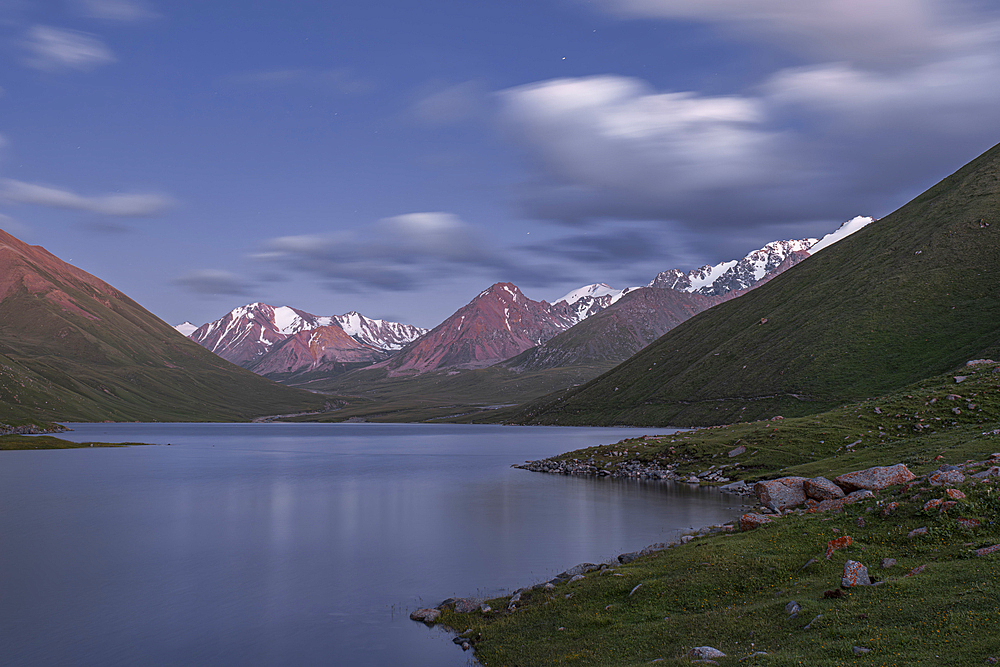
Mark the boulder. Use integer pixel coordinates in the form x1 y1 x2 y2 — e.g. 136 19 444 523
754 477 808 510
929 470 966 486
409 608 441 623
947 488 967 500
825 535 853 559
739 512 772 531
804 477 845 501
975 544 1000 557
834 464 915 492
728 444 746 457
688 646 726 660
841 560 871 587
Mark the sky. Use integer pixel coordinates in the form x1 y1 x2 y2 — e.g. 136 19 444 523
2 0 1000 329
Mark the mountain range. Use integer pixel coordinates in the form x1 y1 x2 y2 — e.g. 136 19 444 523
180 217 870 381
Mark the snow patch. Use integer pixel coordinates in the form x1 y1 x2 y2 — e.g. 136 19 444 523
808 216 873 255
173 321 198 336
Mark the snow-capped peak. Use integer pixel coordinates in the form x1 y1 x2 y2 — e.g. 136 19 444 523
808 215 874 255
556 283 620 306
173 321 198 336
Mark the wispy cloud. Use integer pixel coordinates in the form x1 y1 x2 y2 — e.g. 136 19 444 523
74 0 159 21
0 212 31 239
413 81 488 125
229 68 375 96
0 179 175 216
174 270 252 297
254 212 544 292
21 25 116 72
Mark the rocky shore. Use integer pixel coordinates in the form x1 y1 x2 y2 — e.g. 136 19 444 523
0 422 67 436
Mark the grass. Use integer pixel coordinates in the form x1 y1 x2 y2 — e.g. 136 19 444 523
430 364 1000 665
511 141 1000 427
0 435 147 449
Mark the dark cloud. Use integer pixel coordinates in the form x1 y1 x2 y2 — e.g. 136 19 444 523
174 270 252 297
253 212 540 292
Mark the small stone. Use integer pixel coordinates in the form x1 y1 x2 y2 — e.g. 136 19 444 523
946 488 967 500
785 600 801 615
956 517 981 529
939 500 958 512
687 646 726 660
629 584 643 596
954 376 968 383
842 560 872 587
975 544 1000 557
803 614 823 630
825 535 853 559
880 558 897 569
905 564 927 577
729 444 746 457
924 498 944 511
569 574 585 583
543 582 555 590
908 527 928 538
852 646 871 655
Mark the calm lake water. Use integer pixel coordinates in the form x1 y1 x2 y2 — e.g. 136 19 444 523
0 423 747 666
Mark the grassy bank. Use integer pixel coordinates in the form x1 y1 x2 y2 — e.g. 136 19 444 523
0 434 148 449
432 364 1000 665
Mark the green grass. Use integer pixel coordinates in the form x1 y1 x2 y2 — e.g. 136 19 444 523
511 142 1000 427
431 365 1000 665
0 434 147 449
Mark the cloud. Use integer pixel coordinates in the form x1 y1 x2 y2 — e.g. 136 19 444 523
520 224 667 266
74 0 159 21
0 212 31 239
497 11 1000 231
413 81 488 125
581 0 984 66
229 68 375 96
0 179 175 216
22 25 116 72
254 212 540 292
174 270 252 297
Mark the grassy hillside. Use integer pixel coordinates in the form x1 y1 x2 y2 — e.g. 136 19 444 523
512 142 1000 427
0 230 324 422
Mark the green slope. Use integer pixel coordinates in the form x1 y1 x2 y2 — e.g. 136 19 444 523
513 141 1000 427
0 230 324 422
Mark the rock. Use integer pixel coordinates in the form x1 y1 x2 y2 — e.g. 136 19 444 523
975 544 1000 557
804 476 845 501
785 601 801 615
923 498 945 511
846 489 875 503
629 584 643 596
834 464 916 492
560 563 599 578
852 646 871 655
880 558 896 568
687 646 726 660
939 500 958 512
739 512 772 531
452 597 483 613
568 574 585 583
543 583 556 590
754 477 808 510
802 614 823 630
905 564 927 577
728 444 746 457
686 476 700 484
880 501 900 517
842 560 871 587
973 466 1000 479
929 470 966 486
409 608 441 623
480 603 492 613
855 516 866 528
825 535 853 559
956 517 981 529
908 527 928 538
954 376 968 383
719 480 750 494
945 488 967 500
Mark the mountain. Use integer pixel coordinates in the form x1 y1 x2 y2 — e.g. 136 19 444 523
246 325 390 376
503 287 722 371
553 283 642 324
378 282 579 374
0 229 323 422
173 321 198 336
512 143 1000 427
188 303 426 370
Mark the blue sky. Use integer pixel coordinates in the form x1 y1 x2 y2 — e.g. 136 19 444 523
2 0 1000 328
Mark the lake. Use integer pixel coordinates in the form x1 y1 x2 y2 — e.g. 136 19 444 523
0 423 748 666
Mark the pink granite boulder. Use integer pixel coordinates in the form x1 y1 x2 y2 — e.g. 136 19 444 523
754 477 808 510
929 470 965 486
804 477 845 501
834 464 915 492
739 513 773 531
